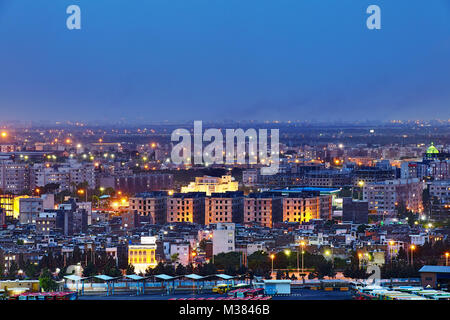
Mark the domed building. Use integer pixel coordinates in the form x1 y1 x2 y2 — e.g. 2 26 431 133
426 142 439 156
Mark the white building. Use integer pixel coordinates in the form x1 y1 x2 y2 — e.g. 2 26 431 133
170 242 191 266
0 160 30 194
14 196 43 224
212 223 235 256
363 178 423 216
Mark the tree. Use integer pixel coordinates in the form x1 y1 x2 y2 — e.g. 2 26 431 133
24 261 40 279
170 253 179 264
82 262 96 277
248 251 271 276
39 268 58 292
175 264 186 276
126 264 135 275
7 262 19 279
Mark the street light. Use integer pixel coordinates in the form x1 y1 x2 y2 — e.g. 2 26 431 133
445 252 449 266
389 241 395 264
270 254 275 278
410 245 416 266
300 241 306 276
77 189 87 202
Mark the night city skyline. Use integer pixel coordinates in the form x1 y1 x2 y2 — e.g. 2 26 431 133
0 0 449 307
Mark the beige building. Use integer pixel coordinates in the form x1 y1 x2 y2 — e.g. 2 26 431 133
167 192 205 224
244 193 282 228
282 195 332 223
363 178 423 217
129 191 167 225
181 175 238 196
205 192 243 225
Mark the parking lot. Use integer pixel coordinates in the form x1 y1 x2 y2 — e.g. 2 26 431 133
78 288 353 300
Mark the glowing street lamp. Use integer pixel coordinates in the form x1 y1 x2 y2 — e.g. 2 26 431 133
299 241 306 275
270 254 275 277
445 252 449 266
410 245 416 266
77 189 87 202
1 131 7 138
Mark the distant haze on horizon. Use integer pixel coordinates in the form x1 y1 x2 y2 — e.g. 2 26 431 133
0 0 450 122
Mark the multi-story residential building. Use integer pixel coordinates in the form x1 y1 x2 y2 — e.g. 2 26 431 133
114 173 173 194
242 170 258 187
352 167 396 187
0 194 14 220
181 175 238 196
363 178 423 217
342 198 368 224
31 161 95 192
244 192 282 228
282 192 332 223
205 191 243 225
166 192 206 224
305 170 352 187
0 160 30 194
429 180 450 204
212 223 235 256
400 161 428 180
129 191 167 225
169 242 191 266
36 211 57 235
14 196 43 224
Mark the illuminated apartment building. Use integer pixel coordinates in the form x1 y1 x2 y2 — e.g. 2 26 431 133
205 191 243 225
166 192 206 224
282 193 332 223
181 175 238 196
129 191 167 225
0 160 30 194
244 192 282 228
0 194 14 220
363 178 423 217
128 236 158 274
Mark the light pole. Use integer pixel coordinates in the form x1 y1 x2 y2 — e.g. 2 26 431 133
270 254 275 278
78 189 87 202
410 245 415 266
300 241 306 276
445 252 449 266
389 241 395 264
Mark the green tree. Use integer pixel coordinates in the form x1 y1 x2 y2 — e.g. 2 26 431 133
126 264 135 275
39 268 58 292
7 261 19 279
82 262 97 277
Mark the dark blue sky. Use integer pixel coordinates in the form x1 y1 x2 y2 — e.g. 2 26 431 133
0 0 449 123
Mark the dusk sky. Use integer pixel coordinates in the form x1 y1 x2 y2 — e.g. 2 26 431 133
0 0 449 123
